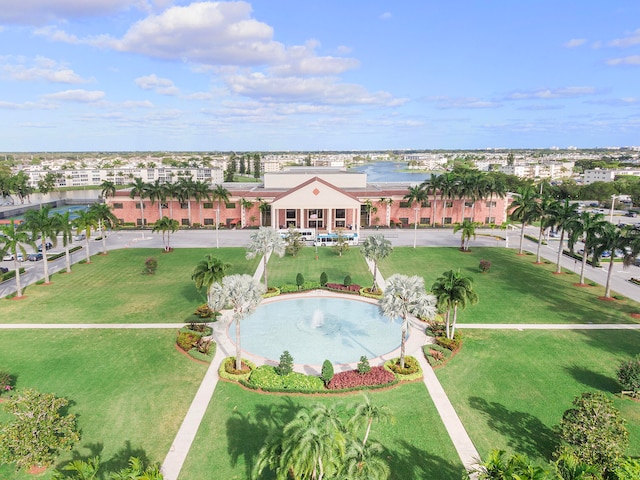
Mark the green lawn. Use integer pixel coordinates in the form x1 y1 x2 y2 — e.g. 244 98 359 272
380 247 640 324
436 329 640 464
267 245 373 288
178 381 464 480
1 248 259 324
0 329 208 480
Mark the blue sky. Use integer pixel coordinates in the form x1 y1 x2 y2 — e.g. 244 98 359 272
1 1 639 152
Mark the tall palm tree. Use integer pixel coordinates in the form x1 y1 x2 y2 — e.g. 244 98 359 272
568 212 608 285
208 274 265 370
245 226 286 289
549 200 580 274
151 216 179 251
483 173 507 225
256 197 270 226
342 439 390 480
593 224 637 298
361 234 393 292
431 269 478 339
73 210 97 263
403 184 428 229
193 180 212 226
109 456 163 480
379 274 437 368
347 395 393 446
436 173 456 226
211 183 230 246
467 449 546 480
128 177 149 227
535 194 558 263
510 184 541 255
420 176 438 226
100 180 116 202
363 199 378 227
52 211 74 274
553 451 601 480
240 198 254 228
163 181 180 220
23 205 56 284
54 456 101 479
191 254 230 305
88 203 118 255
0 221 33 297
146 179 166 220
176 177 196 226
453 219 479 251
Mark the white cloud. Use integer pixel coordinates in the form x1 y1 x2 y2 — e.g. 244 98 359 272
224 73 406 106
380 12 392 20
121 100 154 108
606 55 640 66
270 41 359 76
608 28 640 47
43 89 105 102
1 56 89 83
0 0 138 25
563 38 587 48
134 74 180 95
507 86 598 100
425 96 501 109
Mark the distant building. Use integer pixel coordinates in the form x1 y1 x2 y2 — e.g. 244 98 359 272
583 168 640 184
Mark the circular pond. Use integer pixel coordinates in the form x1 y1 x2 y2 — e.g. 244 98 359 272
229 296 401 365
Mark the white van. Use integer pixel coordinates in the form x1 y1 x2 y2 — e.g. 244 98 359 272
74 233 86 241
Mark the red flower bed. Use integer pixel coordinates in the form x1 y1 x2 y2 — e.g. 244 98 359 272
327 366 395 390
326 283 362 292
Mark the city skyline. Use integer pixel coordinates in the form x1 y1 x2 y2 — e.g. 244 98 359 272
1 1 639 152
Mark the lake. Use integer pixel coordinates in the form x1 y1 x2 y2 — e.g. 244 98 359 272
349 161 432 183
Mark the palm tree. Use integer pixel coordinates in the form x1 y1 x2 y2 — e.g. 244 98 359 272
88 203 118 255
361 234 393 292
342 440 390 480
100 180 116 202
193 180 211 226
245 226 286 289
433 173 456 225
146 179 167 220
109 456 163 480
211 184 230 247
593 224 636 298
163 181 180 220
256 197 270 226
453 219 479 251
0 221 33 297
73 210 98 263
431 269 478 339
152 216 179 251
176 177 196 226
550 200 580 274
484 172 507 225
510 184 541 255
347 395 393 446
240 198 254 228
553 451 601 480
420 177 437 226
535 194 558 263
52 211 74 274
53 456 101 480
379 274 437 368
191 254 230 305
128 177 149 227
568 212 608 285
23 205 57 283
363 199 377 227
208 274 265 370
467 449 546 480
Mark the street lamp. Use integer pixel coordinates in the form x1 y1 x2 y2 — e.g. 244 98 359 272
609 194 617 223
413 207 419 249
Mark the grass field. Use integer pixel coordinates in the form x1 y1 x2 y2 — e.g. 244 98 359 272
0 248 259 324
380 246 640 324
437 328 640 465
178 381 464 480
0 329 207 480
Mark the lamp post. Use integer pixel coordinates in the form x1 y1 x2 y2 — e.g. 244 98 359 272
609 194 617 223
215 208 219 248
413 207 419 248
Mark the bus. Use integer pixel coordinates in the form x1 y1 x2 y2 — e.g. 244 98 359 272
313 232 359 247
277 227 316 243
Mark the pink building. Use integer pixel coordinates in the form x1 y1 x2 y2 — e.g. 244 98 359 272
107 167 508 234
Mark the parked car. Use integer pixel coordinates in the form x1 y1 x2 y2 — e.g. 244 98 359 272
2 253 23 261
625 211 637 217
27 253 43 262
0 266 8 274
74 233 86 241
37 242 53 252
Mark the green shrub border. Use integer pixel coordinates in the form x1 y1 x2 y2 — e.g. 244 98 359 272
187 343 216 363
262 287 280 298
423 344 452 367
383 356 423 382
238 376 399 395
218 357 255 382
1 268 25 283
47 246 82 262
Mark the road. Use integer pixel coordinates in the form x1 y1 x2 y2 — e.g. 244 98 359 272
3 226 640 303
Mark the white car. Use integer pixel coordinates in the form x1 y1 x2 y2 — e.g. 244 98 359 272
74 233 86 241
3 253 23 261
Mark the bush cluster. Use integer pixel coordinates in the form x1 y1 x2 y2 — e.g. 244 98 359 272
423 344 452 367
218 357 254 381
246 365 325 392
357 355 371 374
194 304 215 318
176 331 200 351
385 356 420 375
0 371 14 395
325 282 361 293
479 259 491 272
359 287 383 299
327 366 395 390
435 334 462 351
275 351 294 376
321 360 334 384
617 355 640 394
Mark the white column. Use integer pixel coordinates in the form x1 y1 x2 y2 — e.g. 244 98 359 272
354 207 360 238
327 208 333 233
299 208 304 228
271 207 277 228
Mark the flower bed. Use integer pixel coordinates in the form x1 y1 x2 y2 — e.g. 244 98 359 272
218 357 255 382
327 366 395 390
325 283 361 293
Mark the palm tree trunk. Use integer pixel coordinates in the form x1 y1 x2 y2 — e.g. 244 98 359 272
442 200 447 226
139 199 145 227
363 418 373 446
445 309 451 339
187 200 192 226
400 319 407 368
65 245 71 273
555 229 565 273
371 261 378 291
451 304 459 338
85 236 91 263
518 223 526 254
579 247 588 284
43 245 50 283
488 194 494 225
235 320 242 371
536 225 544 263
14 259 22 297
100 221 107 254
604 256 615 298
263 254 268 289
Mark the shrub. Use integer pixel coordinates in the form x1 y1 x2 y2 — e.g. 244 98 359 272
218 357 254 381
296 273 304 290
278 283 299 293
176 331 200 351
343 275 352 287
196 337 214 355
262 287 281 298
320 271 328 287
186 320 212 335
188 343 215 363
422 344 452 367
359 287 383 299
479 259 491 272
327 366 395 390
425 320 446 337
0 371 14 395
142 257 158 275
357 356 371 374
385 356 420 375
435 334 462 351
247 365 324 392
275 351 294 376
321 360 334 384
194 304 214 318
617 355 640 394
